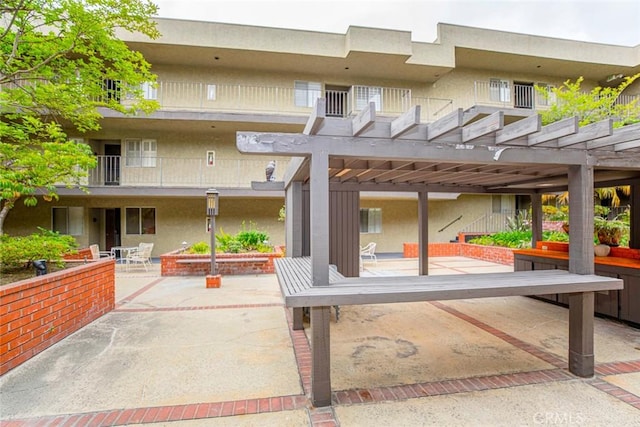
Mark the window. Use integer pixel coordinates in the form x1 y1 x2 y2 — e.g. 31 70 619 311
126 207 156 235
141 82 157 100
354 86 382 111
294 81 322 107
489 79 510 103
207 84 217 100
492 195 503 214
125 138 157 167
52 207 84 236
536 83 556 106
360 208 382 233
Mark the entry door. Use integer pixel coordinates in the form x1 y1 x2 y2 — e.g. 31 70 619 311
104 144 121 185
105 208 121 250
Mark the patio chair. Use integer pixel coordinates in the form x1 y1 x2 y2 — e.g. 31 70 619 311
360 242 377 264
89 244 113 260
125 242 154 271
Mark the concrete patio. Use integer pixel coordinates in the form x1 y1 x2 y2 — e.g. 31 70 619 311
1 257 639 426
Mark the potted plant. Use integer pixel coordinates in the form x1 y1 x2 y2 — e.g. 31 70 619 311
593 216 626 247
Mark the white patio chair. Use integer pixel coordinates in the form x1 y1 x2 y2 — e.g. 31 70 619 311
125 242 154 271
89 244 113 260
359 242 377 269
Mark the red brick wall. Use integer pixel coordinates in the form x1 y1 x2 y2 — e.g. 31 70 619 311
161 247 284 276
402 242 514 266
63 247 93 260
459 243 514 265
0 259 115 375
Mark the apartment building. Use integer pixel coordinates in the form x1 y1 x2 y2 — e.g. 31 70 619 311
7 19 640 255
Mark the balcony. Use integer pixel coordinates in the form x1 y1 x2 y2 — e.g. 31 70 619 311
473 80 640 114
132 81 454 122
88 156 290 188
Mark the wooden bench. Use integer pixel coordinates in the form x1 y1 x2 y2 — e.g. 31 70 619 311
274 257 624 407
275 257 344 326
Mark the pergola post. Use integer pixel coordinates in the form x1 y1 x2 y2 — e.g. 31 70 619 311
530 193 543 248
286 181 306 330
309 148 332 406
418 191 429 275
567 164 595 377
568 165 594 275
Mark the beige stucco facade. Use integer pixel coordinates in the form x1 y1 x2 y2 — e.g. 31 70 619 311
6 19 639 256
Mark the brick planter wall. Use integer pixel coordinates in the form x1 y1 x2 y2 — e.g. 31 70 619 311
161 247 284 276
402 242 515 266
0 258 115 375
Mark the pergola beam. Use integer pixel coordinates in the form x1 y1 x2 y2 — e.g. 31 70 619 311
303 98 326 135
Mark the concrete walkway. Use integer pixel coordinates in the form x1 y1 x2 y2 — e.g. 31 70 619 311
1 258 639 426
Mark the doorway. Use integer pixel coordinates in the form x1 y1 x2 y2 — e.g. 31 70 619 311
104 143 121 185
105 208 121 250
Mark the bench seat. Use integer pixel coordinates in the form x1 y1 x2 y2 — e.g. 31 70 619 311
276 257 623 307
275 256 624 407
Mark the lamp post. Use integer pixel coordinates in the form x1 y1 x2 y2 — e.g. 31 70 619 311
206 189 219 276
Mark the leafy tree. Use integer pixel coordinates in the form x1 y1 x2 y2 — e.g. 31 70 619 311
536 74 640 127
536 74 640 207
0 0 160 234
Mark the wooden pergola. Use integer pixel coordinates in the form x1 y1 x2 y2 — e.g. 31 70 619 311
237 100 639 406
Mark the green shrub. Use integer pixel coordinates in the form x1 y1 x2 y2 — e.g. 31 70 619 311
215 223 272 253
187 241 210 254
0 228 78 270
469 229 569 248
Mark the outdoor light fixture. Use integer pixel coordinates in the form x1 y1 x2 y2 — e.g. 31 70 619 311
206 188 219 217
206 189 219 275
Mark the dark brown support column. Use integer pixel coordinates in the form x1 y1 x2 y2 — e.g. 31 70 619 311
310 306 332 407
531 193 543 247
568 292 595 377
418 191 429 276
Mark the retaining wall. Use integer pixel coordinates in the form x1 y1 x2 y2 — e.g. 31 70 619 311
0 258 115 375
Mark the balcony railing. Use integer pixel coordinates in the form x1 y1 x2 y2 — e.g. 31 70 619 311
88 156 290 188
132 81 452 123
473 80 640 114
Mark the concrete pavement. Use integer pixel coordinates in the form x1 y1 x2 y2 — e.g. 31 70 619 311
1 257 639 426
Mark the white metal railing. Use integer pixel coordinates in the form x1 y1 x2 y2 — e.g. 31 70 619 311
474 80 640 113
131 81 452 122
88 156 290 188
460 210 525 233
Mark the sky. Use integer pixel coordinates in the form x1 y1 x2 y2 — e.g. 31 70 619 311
153 0 640 47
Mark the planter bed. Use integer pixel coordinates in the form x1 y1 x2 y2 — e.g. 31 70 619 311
161 247 284 276
0 258 115 375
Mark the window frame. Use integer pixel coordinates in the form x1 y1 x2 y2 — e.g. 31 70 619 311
536 82 556 106
125 207 156 235
489 78 510 103
52 206 84 236
360 207 382 234
294 80 322 108
125 138 157 167
354 85 383 111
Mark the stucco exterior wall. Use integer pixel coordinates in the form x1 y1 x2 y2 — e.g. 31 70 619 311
6 197 286 256
359 194 512 252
